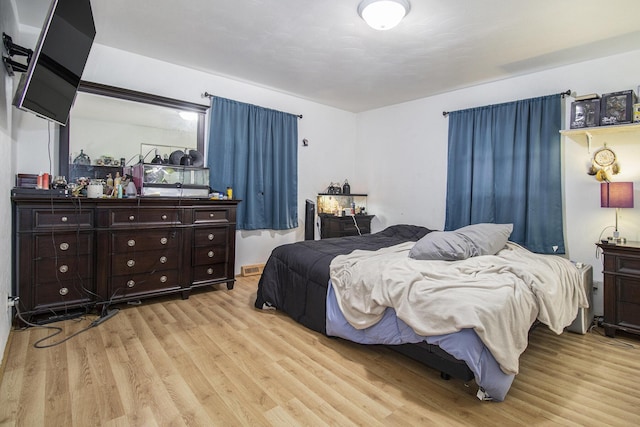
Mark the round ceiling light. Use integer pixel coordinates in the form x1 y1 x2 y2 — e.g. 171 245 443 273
358 0 411 31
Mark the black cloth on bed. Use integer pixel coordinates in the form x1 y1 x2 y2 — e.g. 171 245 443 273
255 224 431 334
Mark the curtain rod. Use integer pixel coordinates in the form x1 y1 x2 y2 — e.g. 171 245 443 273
202 92 303 119
442 89 572 117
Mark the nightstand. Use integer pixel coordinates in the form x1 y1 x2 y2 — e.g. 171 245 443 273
596 241 640 338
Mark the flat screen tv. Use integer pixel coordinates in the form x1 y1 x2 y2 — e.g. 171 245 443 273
13 0 96 126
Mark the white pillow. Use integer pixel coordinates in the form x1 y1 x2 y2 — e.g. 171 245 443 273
408 223 513 261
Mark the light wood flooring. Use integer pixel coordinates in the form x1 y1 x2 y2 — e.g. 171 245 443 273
1 275 639 426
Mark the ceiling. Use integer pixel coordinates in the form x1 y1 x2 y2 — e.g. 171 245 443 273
14 0 640 112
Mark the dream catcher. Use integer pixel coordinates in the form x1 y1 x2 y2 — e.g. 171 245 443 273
587 145 620 182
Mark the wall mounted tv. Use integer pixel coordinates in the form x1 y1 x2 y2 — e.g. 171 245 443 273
12 0 96 126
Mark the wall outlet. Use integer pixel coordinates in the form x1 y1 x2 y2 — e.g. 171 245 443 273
593 280 602 292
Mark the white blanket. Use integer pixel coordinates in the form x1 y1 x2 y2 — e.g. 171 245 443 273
329 242 588 375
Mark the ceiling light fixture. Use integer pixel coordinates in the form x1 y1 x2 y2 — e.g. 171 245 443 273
358 0 411 31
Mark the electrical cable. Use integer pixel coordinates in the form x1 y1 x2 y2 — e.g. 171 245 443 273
595 225 615 259
351 214 362 236
14 302 111 349
589 325 638 350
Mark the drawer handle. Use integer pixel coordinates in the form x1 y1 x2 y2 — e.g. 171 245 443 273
209 213 215 218
59 242 69 251
160 275 168 283
59 287 69 296
127 280 135 288
127 260 135 267
128 239 136 247
129 215 135 221
208 251 215 258
161 214 167 220
160 237 168 245
160 256 167 264
207 268 214 275
208 233 215 240
59 265 68 273
61 216 68 222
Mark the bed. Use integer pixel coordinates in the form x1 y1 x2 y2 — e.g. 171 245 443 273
254 224 588 401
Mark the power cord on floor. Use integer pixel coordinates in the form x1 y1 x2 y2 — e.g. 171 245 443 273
14 302 120 349
588 319 637 350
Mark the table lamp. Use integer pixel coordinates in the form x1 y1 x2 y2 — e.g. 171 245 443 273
601 182 634 243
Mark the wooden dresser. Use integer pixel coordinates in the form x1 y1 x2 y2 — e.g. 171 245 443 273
597 241 640 338
12 195 238 324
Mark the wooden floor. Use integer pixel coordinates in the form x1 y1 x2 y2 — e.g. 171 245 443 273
1 275 639 426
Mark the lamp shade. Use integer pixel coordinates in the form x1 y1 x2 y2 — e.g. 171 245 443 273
358 0 411 30
601 182 634 208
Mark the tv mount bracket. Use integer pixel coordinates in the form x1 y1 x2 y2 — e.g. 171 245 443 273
2 33 32 76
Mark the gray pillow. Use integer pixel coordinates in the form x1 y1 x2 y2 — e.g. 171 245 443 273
408 223 513 261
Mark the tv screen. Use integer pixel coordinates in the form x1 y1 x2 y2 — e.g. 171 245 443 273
13 0 96 126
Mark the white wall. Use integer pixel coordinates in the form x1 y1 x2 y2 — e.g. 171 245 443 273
0 0 18 367
358 49 640 316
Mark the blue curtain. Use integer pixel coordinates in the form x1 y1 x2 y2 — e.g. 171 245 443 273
207 97 298 230
445 94 564 254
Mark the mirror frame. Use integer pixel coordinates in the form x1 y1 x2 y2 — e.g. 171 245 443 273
59 80 209 179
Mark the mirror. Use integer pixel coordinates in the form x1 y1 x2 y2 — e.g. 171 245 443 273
59 81 208 182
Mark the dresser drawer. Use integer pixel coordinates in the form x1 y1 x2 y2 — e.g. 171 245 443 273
192 263 228 282
110 270 181 298
31 209 93 230
35 255 92 284
340 220 371 234
107 208 182 227
617 256 640 276
35 232 92 256
34 279 94 309
320 215 373 239
192 245 228 265
111 249 179 275
618 277 640 303
111 230 181 252
193 208 232 224
193 227 228 247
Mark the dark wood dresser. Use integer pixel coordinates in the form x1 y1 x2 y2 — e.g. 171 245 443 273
12 195 238 324
597 241 640 338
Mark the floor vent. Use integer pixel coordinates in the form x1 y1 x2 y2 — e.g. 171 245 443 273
241 264 265 277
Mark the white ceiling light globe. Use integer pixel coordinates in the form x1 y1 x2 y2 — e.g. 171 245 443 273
358 0 411 31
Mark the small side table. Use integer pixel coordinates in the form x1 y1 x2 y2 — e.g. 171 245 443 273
596 241 640 338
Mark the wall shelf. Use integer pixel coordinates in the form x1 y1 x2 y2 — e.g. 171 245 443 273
560 122 640 150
